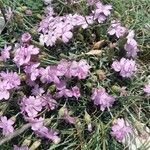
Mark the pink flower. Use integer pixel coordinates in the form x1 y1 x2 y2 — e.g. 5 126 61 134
0 116 14 136
111 118 131 141
59 107 76 124
40 66 60 84
24 63 40 81
57 59 71 77
72 86 80 99
21 32 32 43
28 117 44 131
0 80 10 100
91 88 115 111
31 84 45 96
124 30 139 57
56 87 73 98
13 145 29 150
56 23 73 43
0 71 21 89
27 117 60 144
35 127 60 144
94 2 112 23
20 96 43 118
40 93 57 110
69 59 90 79
143 83 150 95
108 20 127 38
112 58 137 77
14 45 39 66
0 45 11 61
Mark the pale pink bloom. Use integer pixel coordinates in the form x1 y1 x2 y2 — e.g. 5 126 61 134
35 127 60 144
20 96 43 118
0 45 11 61
40 32 57 46
14 45 39 66
124 30 139 57
143 83 150 95
24 63 40 81
56 88 73 98
91 88 115 111
40 66 60 84
28 117 45 131
94 2 112 23
0 116 14 136
31 84 45 96
0 80 10 100
69 59 90 79
72 86 80 99
111 118 131 141
57 59 71 77
21 32 32 43
39 93 57 110
112 58 137 77
108 20 127 38
26 78 36 87
0 71 21 89
60 107 76 124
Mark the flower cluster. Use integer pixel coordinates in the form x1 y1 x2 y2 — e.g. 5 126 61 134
0 0 148 149
108 20 127 38
55 81 80 99
39 0 112 46
0 116 14 136
27 117 60 144
108 20 139 58
111 118 131 141
14 45 39 66
38 59 90 85
91 87 115 111
0 71 21 100
112 58 137 77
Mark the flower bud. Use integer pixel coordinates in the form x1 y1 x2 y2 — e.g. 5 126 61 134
0 111 3 116
48 84 56 93
44 117 54 126
22 135 32 146
30 140 41 150
96 70 106 80
84 111 91 124
10 115 16 122
58 106 65 117
111 85 121 93
20 73 27 81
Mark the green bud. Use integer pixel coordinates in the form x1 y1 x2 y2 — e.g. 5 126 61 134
58 106 65 117
10 115 16 122
48 84 56 93
22 135 32 146
111 85 121 93
30 140 41 150
84 111 91 124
